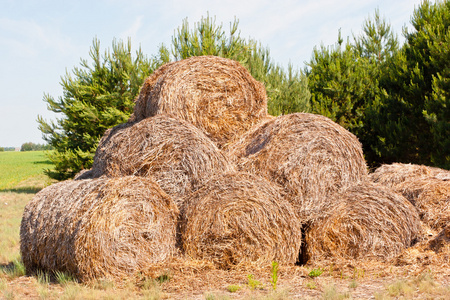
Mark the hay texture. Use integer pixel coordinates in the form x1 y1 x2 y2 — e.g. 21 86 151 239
369 163 443 187
130 56 268 148
227 113 368 220
20 176 178 281
304 181 422 262
395 177 449 231
427 224 450 253
370 163 449 231
180 172 302 269
90 114 234 205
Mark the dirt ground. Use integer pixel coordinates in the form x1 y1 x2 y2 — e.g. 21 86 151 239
2 246 449 299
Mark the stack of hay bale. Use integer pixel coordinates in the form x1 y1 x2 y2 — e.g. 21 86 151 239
20 55 447 282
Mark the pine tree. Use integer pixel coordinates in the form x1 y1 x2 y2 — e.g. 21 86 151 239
372 0 450 168
38 38 157 179
307 31 381 138
307 10 401 167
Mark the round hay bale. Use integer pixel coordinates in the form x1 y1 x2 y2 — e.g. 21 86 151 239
180 172 302 269
369 163 435 187
395 177 449 231
227 113 368 221
130 61 176 122
20 176 178 282
304 181 422 262
129 55 268 148
90 114 234 206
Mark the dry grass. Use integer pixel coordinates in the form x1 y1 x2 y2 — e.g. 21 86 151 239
20 176 178 282
393 224 449 278
395 177 449 231
129 56 268 148
369 163 449 187
179 172 302 269
427 224 450 253
228 113 368 222
370 163 450 231
89 114 234 206
304 181 422 262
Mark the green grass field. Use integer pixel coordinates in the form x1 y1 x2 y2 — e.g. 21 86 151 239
0 151 53 192
0 151 54 263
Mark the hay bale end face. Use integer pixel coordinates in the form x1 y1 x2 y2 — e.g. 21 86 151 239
90 114 234 206
228 113 368 221
130 56 268 148
304 181 422 262
180 172 302 269
20 176 178 281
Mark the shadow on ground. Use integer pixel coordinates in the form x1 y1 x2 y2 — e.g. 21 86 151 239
0 187 42 194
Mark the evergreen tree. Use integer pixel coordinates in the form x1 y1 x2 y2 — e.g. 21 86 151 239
38 38 155 179
411 0 450 168
372 0 450 168
307 10 400 167
307 31 381 138
354 8 399 62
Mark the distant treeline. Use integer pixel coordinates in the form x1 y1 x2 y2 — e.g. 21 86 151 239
0 147 16 152
20 142 53 152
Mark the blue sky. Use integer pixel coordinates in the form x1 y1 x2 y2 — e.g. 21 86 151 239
0 0 423 147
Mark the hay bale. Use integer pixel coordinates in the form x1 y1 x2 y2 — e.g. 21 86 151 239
20 176 178 281
369 163 436 187
180 172 302 268
90 114 234 206
370 163 449 230
395 177 449 231
227 113 368 220
131 61 176 122
129 56 268 148
304 181 422 262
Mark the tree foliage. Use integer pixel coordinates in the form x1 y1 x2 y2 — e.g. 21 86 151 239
308 2 450 169
370 0 450 168
307 11 399 165
38 39 155 179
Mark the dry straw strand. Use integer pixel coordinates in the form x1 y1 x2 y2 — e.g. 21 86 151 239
129 55 268 148
90 114 234 206
228 112 368 221
180 172 302 269
20 176 178 282
304 181 422 262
